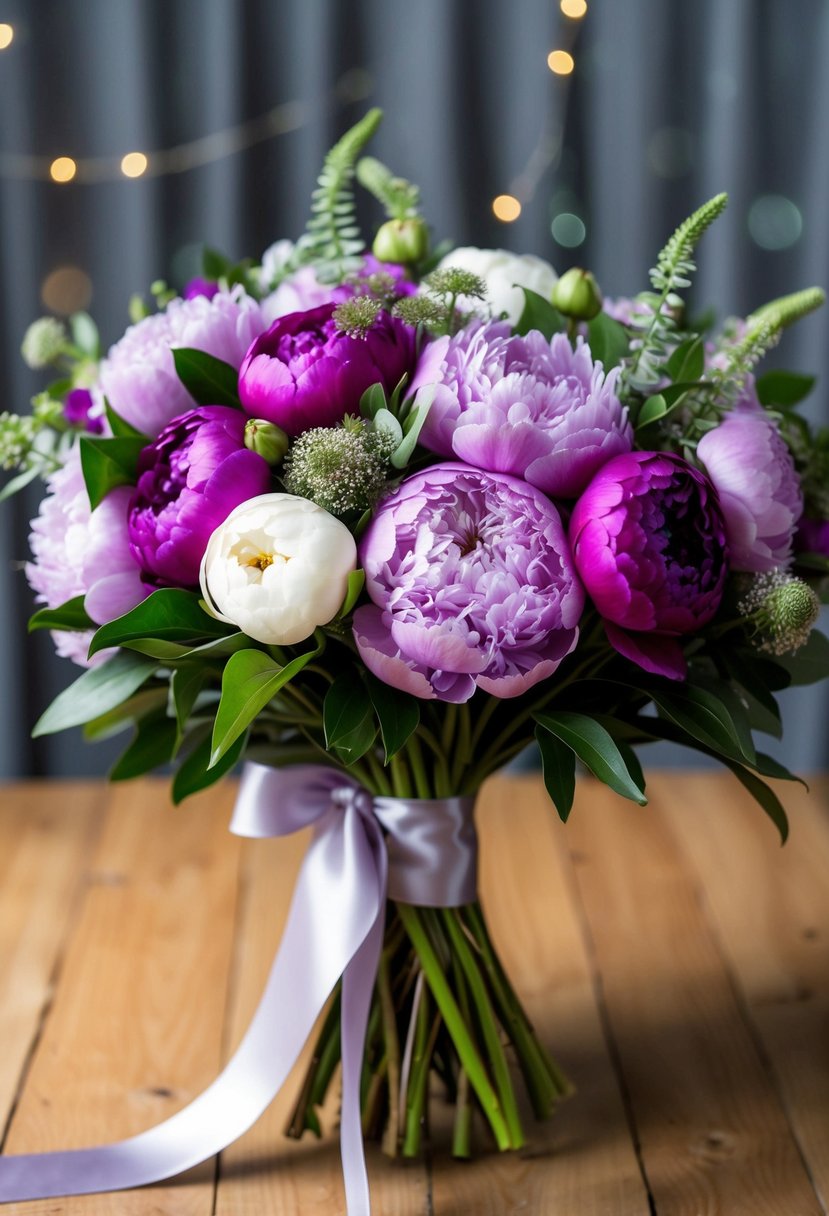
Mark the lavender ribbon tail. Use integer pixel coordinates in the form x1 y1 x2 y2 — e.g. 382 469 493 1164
0 764 387 1210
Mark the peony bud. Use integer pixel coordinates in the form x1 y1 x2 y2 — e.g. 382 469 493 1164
551 268 603 321
372 218 429 265
21 317 67 369
244 418 289 465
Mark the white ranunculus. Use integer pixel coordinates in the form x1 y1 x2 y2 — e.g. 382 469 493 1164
435 246 557 326
199 493 357 645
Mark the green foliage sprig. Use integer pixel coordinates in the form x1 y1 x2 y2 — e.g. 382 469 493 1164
356 156 421 221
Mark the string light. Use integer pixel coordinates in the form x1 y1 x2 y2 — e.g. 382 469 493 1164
492 194 522 223
547 50 575 75
560 0 587 17
0 23 13 49
49 157 77 184
120 151 148 178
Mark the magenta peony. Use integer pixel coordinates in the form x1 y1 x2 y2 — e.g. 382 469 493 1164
98 288 265 437
569 451 728 681
697 408 803 572
354 462 584 702
26 446 145 666
128 406 272 590
238 303 416 435
412 326 632 499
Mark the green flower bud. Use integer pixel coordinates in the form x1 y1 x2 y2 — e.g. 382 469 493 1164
20 317 66 369
551 267 603 321
244 418 289 466
738 571 820 656
372 218 429 266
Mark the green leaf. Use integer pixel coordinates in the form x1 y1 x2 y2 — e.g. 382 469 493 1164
772 630 829 685
109 713 178 782
365 673 420 762
170 664 208 739
79 435 146 510
359 382 389 420
172 728 248 804
0 465 41 503
371 407 403 447
89 588 234 656
534 725 576 821
32 651 158 737
335 569 366 619
202 247 232 280
390 387 434 469
104 399 149 439
586 311 629 370
665 334 704 383
754 752 807 788
171 348 242 408
514 289 565 339
725 762 789 844
210 646 319 767
70 311 100 358
29 595 93 633
534 711 647 805
120 637 194 660
646 681 756 765
83 687 169 740
637 394 668 428
323 671 377 765
756 370 816 408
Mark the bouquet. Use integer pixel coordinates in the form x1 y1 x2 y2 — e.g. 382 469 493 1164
1 107 828 1211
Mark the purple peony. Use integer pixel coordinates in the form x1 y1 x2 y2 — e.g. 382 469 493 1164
63 387 104 434
569 451 728 681
128 405 272 589
238 303 417 435
183 277 220 301
412 325 632 499
697 408 802 572
796 516 829 557
27 445 146 666
98 288 265 437
354 462 584 702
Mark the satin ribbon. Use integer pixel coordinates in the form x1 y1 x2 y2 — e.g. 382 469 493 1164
0 763 477 1214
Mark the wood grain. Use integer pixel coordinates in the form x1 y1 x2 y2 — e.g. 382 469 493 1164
565 775 823 1216
661 773 829 1212
1 780 242 1216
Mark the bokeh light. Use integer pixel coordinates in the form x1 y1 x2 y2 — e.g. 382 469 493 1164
0 23 14 49
547 50 575 75
561 0 587 17
41 265 93 314
120 152 148 178
747 194 803 250
49 157 77 184
493 194 522 222
551 212 586 247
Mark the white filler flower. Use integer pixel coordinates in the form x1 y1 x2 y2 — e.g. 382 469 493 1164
435 247 557 325
200 493 357 645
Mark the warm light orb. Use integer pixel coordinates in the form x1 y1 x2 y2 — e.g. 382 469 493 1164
49 157 77 183
492 194 522 223
547 49 575 75
561 0 587 17
0 23 14 49
121 151 148 178
41 265 93 314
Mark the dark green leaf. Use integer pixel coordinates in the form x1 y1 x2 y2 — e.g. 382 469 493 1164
366 673 419 762
29 595 93 633
534 725 576 821
754 752 808 788
637 394 667 428
756 370 816 408
104 399 149 439
647 681 756 765
514 289 565 339
534 711 647 804
359 382 388 420
82 687 169 740
665 334 704 383
794 552 829 574
725 762 789 844
32 651 158 737
80 435 146 510
773 630 829 685
323 671 377 764
109 713 178 782
170 665 208 738
202 247 232 279
120 638 193 660
89 588 234 657
172 728 248 804
586 311 629 370
172 348 242 407
210 646 319 767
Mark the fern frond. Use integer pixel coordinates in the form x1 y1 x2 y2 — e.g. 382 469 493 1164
294 108 384 284
356 156 421 220
748 286 825 333
650 193 728 294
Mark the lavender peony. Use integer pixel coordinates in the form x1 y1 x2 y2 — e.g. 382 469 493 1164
27 446 145 666
238 303 417 436
128 405 272 590
413 325 632 498
98 288 265 437
697 408 803 572
354 463 584 702
569 451 728 681
261 253 415 326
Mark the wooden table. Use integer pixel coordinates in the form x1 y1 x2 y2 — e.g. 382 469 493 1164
0 772 826 1215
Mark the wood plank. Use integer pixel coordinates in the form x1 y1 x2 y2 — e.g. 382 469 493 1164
214 829 430 1214
661 773 829 1212
566 775 823 1216
429 776 652 1215
0 782 106 1130
0 779 243 1216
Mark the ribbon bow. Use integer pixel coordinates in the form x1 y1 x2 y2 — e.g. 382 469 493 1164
0 764 477 1215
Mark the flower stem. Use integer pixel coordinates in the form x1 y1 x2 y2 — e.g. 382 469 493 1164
453 1068 473 1158
377 949 401 1156
396 902 512 1151
405 733 432 799
402 984 435 1157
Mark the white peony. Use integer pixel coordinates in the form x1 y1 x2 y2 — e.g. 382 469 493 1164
199 493 357 645
435 246 557 326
